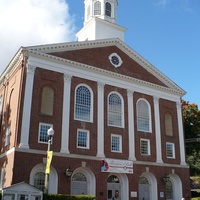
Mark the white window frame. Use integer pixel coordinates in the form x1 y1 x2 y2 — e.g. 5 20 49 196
74 84 93 123
38 123 53 144
111 134 122 153
0 168 5 190
166 142 175 158
108 92 124 128
137 98 152 132
140 139 150 156
77 129 90 149
94 1 101 15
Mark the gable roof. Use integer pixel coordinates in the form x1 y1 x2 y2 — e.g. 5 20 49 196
2 182 43 193
1 38 186 97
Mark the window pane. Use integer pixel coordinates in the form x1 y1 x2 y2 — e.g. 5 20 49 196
111 136 120 152
105 2 111 17
94 1 101 15
34 172 45 191
108 93 122 127
166 180 173 199
137 100 150 131
140 140 149 155
77 130 88 148
75 86 91 121
39 124 52 143
166 143 174 158
72 173 87 181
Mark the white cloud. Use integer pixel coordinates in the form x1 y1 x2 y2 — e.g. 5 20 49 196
155 0 171 7
0 0 76 74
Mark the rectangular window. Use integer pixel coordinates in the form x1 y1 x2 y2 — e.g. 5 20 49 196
111 134 122 153
38 123 53 143
0 168 5 189
166 143 175 158
77 129 89 149
140 139 150 155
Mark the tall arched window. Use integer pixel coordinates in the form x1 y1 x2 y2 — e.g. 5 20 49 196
75 85 92 122
137 99 151 132
34 172 45 191
94 1 101 15
105 2 111 17
165 113 173 136
166 179 173 200
41 86 54 115
108 93 123 127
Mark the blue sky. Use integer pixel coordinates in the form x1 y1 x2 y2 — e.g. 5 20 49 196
0 0 199 105
69 0 200 105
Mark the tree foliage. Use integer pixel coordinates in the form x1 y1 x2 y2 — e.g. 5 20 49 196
182 101 200 175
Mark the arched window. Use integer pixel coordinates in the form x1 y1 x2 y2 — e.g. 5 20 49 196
166 179 173 200
107 175 120 183
34 172 45 191
105 2 111 17
108 93 123 127
94 1 101 15
165 113 173 136
75 85 92 122
41 86 54 115
137 99 151 132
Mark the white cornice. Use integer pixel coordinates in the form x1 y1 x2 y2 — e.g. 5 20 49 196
25 38 185 95
26 49 184 97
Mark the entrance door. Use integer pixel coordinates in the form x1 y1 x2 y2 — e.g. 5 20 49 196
139 177 150 200
71 172 87 195
107 175 121 200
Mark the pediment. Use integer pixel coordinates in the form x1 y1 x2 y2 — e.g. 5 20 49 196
26 38 185 95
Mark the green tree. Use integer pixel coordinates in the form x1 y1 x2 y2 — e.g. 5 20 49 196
182 101 200 175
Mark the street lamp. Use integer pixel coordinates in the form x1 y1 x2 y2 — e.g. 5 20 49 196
44 127 54 194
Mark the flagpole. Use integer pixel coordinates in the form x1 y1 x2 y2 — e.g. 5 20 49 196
44 128 54 194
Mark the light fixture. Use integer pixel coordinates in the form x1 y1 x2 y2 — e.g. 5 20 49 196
47 127 54 138
65 166 73 177
162 173 170 183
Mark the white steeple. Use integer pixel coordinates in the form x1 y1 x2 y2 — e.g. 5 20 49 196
76 0 126 41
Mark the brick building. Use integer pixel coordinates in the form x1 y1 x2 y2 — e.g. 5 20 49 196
0 0 190 199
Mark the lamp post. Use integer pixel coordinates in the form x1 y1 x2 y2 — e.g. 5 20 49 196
44 127 54 194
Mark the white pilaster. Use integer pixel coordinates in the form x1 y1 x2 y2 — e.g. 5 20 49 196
60 74 72 154
96 82 105 158
19 64 36 148
127 90 136 161
176 102 186 165
153 96 163 163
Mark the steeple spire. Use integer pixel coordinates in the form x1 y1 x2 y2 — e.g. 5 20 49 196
76 0 126 41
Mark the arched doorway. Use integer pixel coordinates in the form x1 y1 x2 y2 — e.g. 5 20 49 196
139 176 150 200
166 179 173 200
107 175 121 200
71 172 87 195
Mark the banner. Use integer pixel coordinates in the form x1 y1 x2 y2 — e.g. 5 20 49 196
45 151 53 174
101 159 133 174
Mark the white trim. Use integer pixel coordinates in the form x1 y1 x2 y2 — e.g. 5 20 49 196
153 96 163 163
97 82 105 157
60 74 71 154
127 90 136 161
19 64 35 149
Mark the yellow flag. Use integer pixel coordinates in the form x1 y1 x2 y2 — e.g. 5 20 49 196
45 151 53 174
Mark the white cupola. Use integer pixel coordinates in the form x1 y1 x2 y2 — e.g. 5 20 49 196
76 0 126 41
